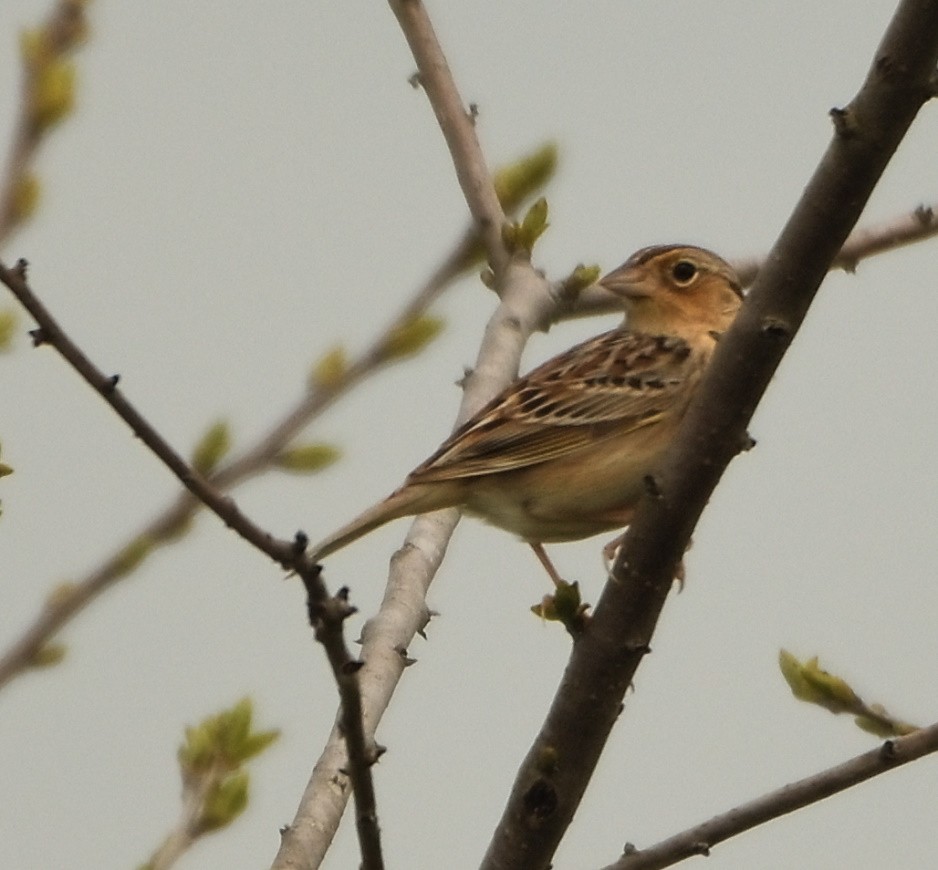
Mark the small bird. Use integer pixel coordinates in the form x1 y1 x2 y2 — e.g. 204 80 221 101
310 245 743 583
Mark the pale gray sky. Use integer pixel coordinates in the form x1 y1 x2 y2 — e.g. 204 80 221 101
2 2 938 868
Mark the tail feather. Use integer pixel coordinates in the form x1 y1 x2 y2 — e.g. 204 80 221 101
309 483 459 562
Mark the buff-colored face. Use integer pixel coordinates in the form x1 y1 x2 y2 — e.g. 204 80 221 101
599 244 743 339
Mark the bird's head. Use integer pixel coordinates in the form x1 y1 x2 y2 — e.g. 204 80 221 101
599 245 743 340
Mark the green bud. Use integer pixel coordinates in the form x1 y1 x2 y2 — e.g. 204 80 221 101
30 59 75 130
274 443 341 474
309 345 348 391
191 421 230 475
503 198 549 256
112 536 152 578
531 579 589 634
178 722 215 774
779 650 827 706
562 264 602 300
382 315 444 360
11 174 40 227
493 142 558 214
217 697 253 756
197 771 249 833
178 698 278 781
799 656 860 713
237 728 280 763
0 309 17 351
30 642 66 668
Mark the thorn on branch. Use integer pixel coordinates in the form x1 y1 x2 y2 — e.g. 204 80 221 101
395 645 416 667
468 102 479 124
880 739 898 762
29 327 48 346
624 641 652 656
829 105 860 137
407 71 422 89
739 431 757 453
292 530 309 554
692 840 712 857
14 258 29 278
760 316 793 340
914 204 934 226
104 373 120 393
416 605 436 639
456 365 475 388
340 738 384 775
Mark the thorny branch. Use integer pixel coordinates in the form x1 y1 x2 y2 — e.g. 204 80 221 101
604 720 938 870
481 2 938 867
0 257 385 870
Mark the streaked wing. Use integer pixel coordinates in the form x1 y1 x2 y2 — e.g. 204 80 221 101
407 329 697 483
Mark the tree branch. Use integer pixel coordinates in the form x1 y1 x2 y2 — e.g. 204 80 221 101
0 0 89 244
271 5 559 867
0 208 480 692
481 3 938 868
571 201 938 319
603 721 938 870
0 258 384 870
388 0 509 275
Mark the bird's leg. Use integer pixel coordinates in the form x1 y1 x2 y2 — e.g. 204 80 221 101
602 532 626 566
529 542 566 588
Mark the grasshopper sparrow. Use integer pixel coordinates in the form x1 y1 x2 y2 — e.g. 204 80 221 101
310 245 742 582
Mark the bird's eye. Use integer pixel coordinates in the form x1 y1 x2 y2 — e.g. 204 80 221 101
671 260 698 285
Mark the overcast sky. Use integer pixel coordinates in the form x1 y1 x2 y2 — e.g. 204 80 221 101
2 3 938 869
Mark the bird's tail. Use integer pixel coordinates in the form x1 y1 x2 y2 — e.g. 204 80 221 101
309 484 455 562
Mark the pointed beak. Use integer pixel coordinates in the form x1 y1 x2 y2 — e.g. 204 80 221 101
598 263 649 300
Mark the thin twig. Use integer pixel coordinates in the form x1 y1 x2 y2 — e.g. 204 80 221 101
388 0 509 275
603 721 938 870
571 202 938 318
301 580 385 870
0 259 299 567
0 0 88 244
272 5 553 867
481 2 938 867
0 222 474 691
0 258 383 870
145 772 212 870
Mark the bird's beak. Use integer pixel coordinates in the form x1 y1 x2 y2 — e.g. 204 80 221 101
598 264 649 300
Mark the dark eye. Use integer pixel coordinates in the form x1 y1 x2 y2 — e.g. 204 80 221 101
671 260 698 284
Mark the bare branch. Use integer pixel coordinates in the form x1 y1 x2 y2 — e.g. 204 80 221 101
272 6 559 866
572 202 938 319
299 580 385 870
603 721 938 870
734 200 938 285
481 3 938 867
388 0 509 275
0 259 383 870
0 260 299 568
0 213 473 691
